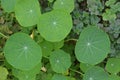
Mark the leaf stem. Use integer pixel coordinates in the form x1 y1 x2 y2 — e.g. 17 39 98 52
65 39 78 42
0 32 9 39
69 68 84 76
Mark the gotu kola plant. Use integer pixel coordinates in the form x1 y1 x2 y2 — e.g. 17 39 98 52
1 0 113 80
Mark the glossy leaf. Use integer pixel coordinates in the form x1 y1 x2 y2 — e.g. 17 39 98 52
53 0 74 13
15 0 41 27
38 10 72 42
4 32 42 70
0 67 8 80
83 66 109 80
50 50 71 73
105 58 120 74
1 0 17 12
75 26 110 65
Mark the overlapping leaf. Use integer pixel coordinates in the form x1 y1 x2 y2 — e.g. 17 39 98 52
4 32 42 70
75 27 110 65
15 0 41 27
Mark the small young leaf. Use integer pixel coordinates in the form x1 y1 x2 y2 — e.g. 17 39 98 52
87 0 104 15
83 66 109 80
39 41 53 57
15 0 41 27
0 67 8 80
50 50 71 73
102 9 116 21
105 58 120 74
53 0 74 13
75 26 110 65
52 74 67 80
80 63 93 73
38 10 72 42
4 32 42 70
105 0 116 6
52 40 64 50
1 0 17 12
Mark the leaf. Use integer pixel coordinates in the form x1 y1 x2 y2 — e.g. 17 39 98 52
4 32 42 70
105 58 120 74
53 0 74 13
105 0 116 6
38 10 72 42
80 63 93 73
75 26 110 65
108 74 120 80
102 9 116 21
50 50 71 73
0 67 8 80
39 41 53 57
1 0 17 12
83 66 109 80
15 0 41 27
87 0 104 15
48 0 54 2
12 63 41 80
52 40 64 50
51 74 67 80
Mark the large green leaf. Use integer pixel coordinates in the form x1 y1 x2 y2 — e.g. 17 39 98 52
12 63 41 80
53 0 74 13
37 10 72 42
75 26 110 65
52 74 67 80
4 32 42 70
15 0 41 27
50 50 71 73
1 0 17 12
105 58 120 74
83 66 109 80
0 67 8 80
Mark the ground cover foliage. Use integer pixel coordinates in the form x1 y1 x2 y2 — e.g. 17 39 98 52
0 0 120 80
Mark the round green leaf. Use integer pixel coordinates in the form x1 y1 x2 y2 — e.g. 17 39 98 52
37 10 72 42
83 66 109 80
52 74 67 80
4 32 42 70
0 67 8 80
105 58 120 74
1 0 17 12
15 0 41 27
50 50 71 73
75 26 110 65
53 0 74 13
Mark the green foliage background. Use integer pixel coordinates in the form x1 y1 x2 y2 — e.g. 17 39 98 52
0 0 120 80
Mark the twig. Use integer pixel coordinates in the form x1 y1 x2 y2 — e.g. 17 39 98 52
0 32 9 39
69 68 84 76
65 39 78 42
